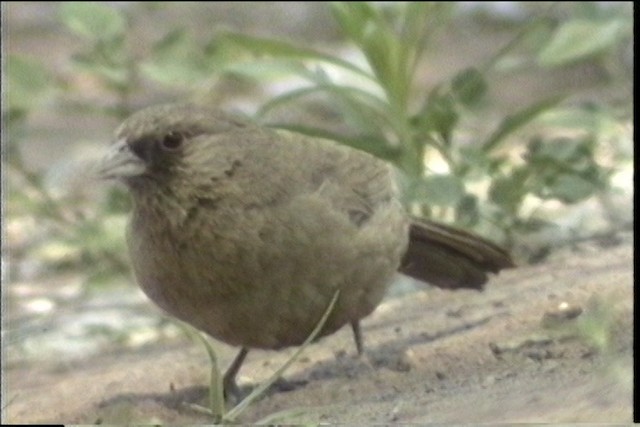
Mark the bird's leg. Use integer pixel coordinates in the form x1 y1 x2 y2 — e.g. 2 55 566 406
223 347 249 401
351 321 364 355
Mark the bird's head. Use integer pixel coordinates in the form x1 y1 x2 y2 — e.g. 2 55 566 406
98 103 249 186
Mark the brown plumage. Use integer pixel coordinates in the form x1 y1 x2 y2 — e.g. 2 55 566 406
99 103 514 396
401 219 513 289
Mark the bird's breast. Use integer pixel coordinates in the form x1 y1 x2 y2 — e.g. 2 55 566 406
126 191 409 349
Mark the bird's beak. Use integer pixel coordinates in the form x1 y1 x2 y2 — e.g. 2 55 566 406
98 138 146 179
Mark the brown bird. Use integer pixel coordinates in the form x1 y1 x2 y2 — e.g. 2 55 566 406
99 102 514 397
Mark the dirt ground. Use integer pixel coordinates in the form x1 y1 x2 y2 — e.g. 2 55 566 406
3 239 633 424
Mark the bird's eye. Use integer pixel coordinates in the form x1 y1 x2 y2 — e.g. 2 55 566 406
160 131 184 151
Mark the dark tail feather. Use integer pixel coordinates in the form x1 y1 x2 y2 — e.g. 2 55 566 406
399 219 514 290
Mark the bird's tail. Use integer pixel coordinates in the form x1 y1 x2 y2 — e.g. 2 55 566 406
399 218 514 290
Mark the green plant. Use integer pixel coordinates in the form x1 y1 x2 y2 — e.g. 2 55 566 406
211 2 630 245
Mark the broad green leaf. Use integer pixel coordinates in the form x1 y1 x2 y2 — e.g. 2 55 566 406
538 19 629 67
541 173 598 203
527 137 591 164
60 2 125 41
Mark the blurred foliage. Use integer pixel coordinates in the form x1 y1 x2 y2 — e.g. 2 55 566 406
4 2 632 285
60 3 131 98
210 2 631 244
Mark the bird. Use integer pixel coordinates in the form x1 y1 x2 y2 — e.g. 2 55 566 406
99 102 514 398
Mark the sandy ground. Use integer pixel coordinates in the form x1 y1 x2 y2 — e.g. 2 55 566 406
3 239 633 424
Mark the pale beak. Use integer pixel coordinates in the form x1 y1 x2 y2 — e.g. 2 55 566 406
98 138 146 179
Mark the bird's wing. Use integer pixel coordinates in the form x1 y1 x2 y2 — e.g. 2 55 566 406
276 130 398 227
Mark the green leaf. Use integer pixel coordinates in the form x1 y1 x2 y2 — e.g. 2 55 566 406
272 125 400 162
451 67 487 107
489 169 528 212
541 173 599 203
72 48 130 88
5 55 53 112
535 106 618 136
455 194 480 226
457 145 505 178
223 60 313 82
102 187 131 214
60 2 125 41
257 84 388 123
140 29 216 87
482 96 565 152
527 137 590 164
421 174 466 207
330 2 381 44
415 86 459 146
515 217 557 233
538 18 629 67
75 215 128 254
400 2 432 42
523 137 608 204
220 32 374 81
361 19 399 87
